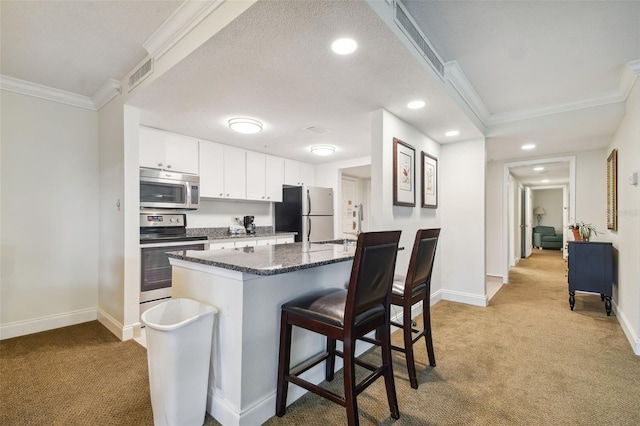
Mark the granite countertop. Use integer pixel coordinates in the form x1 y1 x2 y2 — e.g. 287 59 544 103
186 226 297 241
167 242 355 276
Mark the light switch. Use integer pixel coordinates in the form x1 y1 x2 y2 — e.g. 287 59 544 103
630 172 638 186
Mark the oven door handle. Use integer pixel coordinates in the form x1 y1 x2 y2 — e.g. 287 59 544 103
140 240 209 249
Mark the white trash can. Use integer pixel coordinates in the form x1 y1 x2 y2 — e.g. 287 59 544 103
141 298 218 426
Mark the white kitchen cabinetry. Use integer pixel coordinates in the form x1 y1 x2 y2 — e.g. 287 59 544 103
139 127 199 174
199 141 246 200
257 239 277 246
235 240 257 248
247 153 285 202
209 241 235 250
284 159 315 186
276 237 294 244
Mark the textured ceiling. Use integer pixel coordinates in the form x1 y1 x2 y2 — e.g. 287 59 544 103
0 0 182 97
1 0 638 171
129 0 482 164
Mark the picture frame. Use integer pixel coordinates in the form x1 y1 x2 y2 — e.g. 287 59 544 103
393 138 415 207
607 148 617 230
421 151 438 208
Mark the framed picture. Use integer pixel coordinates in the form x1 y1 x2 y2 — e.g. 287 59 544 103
421 152 438 208
607 148 617 230
393 138 415 207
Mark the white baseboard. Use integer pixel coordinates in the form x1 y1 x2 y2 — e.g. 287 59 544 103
96 308 140 341
441 289 487 307
612 301 640 356
0 308 97 340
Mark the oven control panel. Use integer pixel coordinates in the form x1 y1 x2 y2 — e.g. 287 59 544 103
140 213 186 227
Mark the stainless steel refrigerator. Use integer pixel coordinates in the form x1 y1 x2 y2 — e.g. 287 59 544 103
275 186 334 243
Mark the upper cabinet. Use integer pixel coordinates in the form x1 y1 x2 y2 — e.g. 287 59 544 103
139 127 199 174
246 152 284 202
199 141 246 200
284 159 315 186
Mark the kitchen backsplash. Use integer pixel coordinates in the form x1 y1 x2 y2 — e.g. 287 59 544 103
186 198 273 228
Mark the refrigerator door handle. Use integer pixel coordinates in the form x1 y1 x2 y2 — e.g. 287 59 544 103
307 216 311 240
306 190 311 216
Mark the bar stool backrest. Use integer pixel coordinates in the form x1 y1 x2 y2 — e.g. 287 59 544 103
345 231 401 326
405 229 440 295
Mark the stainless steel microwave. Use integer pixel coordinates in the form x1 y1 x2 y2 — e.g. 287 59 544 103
140 168 200 210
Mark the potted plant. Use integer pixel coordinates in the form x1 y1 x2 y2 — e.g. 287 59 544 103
569 222 598 241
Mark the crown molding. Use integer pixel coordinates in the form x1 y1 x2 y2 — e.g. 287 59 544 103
444 60 491 125
92 78 122 110
618 59 640 99
143 0 226 60
0 75 95 110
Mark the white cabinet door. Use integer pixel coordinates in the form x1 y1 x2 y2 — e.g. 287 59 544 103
164 133 199 174
246 151 266 201
257 239 277 246
139 127 167 170
265 155 284 202
235 239 257 248
284 159 315 186
199 141 224 198
223 146 247 199
300 162 315 186
139 127 198 174
284 159 301 186
276 237 294 244
209 241 235 250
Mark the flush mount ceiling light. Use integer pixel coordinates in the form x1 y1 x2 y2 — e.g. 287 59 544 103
310 145 335 156
331 38 357 55
407 100 425 109
534 166 545 171
521 144 536 150
542 179 550 183
228 118 263 134
445 130 460 137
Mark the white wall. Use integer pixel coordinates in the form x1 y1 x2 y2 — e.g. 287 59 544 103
533 188 563 230
485 160 503 276
440 138 487 305
606 78 640 355
0 90 99 338
575 148 608 237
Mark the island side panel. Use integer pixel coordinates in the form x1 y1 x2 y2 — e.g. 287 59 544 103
240 261 353 419
170 260 245 425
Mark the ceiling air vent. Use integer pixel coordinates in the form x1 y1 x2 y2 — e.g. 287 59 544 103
128 58 153 92
394 1 444 78
303 125 330 134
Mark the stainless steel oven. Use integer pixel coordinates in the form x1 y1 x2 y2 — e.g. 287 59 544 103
140 213 207 314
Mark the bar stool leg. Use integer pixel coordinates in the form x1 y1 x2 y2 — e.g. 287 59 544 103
403 303 419 389
326 337 336 381
423 300 436 367
276 313 292 417
380 321 400 419
343 337 359 426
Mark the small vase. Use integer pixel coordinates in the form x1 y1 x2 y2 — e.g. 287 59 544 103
571 229 581 241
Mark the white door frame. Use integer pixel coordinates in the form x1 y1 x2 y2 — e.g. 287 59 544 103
502 156 575 283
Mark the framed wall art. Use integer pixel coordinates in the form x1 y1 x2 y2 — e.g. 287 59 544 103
393 137 415 207
421 151 438 208
607 148 617 230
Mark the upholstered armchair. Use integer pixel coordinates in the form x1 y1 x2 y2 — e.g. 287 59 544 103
533 226 563 250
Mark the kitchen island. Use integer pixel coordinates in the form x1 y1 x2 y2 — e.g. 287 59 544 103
167 242 370 426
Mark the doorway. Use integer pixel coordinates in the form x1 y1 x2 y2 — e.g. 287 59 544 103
339 165 371 239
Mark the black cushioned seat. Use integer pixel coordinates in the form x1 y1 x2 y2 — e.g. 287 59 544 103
276 231 402 426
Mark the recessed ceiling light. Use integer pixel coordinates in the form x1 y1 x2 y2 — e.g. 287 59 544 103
521 144 536 150
310 145 335 156
445 130 460 137
407 100 425 109
331 38 357 55
228 118 263 134
534 166 544 171
541 179 550 183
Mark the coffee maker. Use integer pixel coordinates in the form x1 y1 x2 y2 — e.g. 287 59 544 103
243 215 256 234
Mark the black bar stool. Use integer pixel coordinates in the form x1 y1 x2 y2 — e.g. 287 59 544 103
275 230 402 426
388 228 440 389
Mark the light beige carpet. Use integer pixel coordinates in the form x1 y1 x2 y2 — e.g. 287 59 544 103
2 250 638 425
